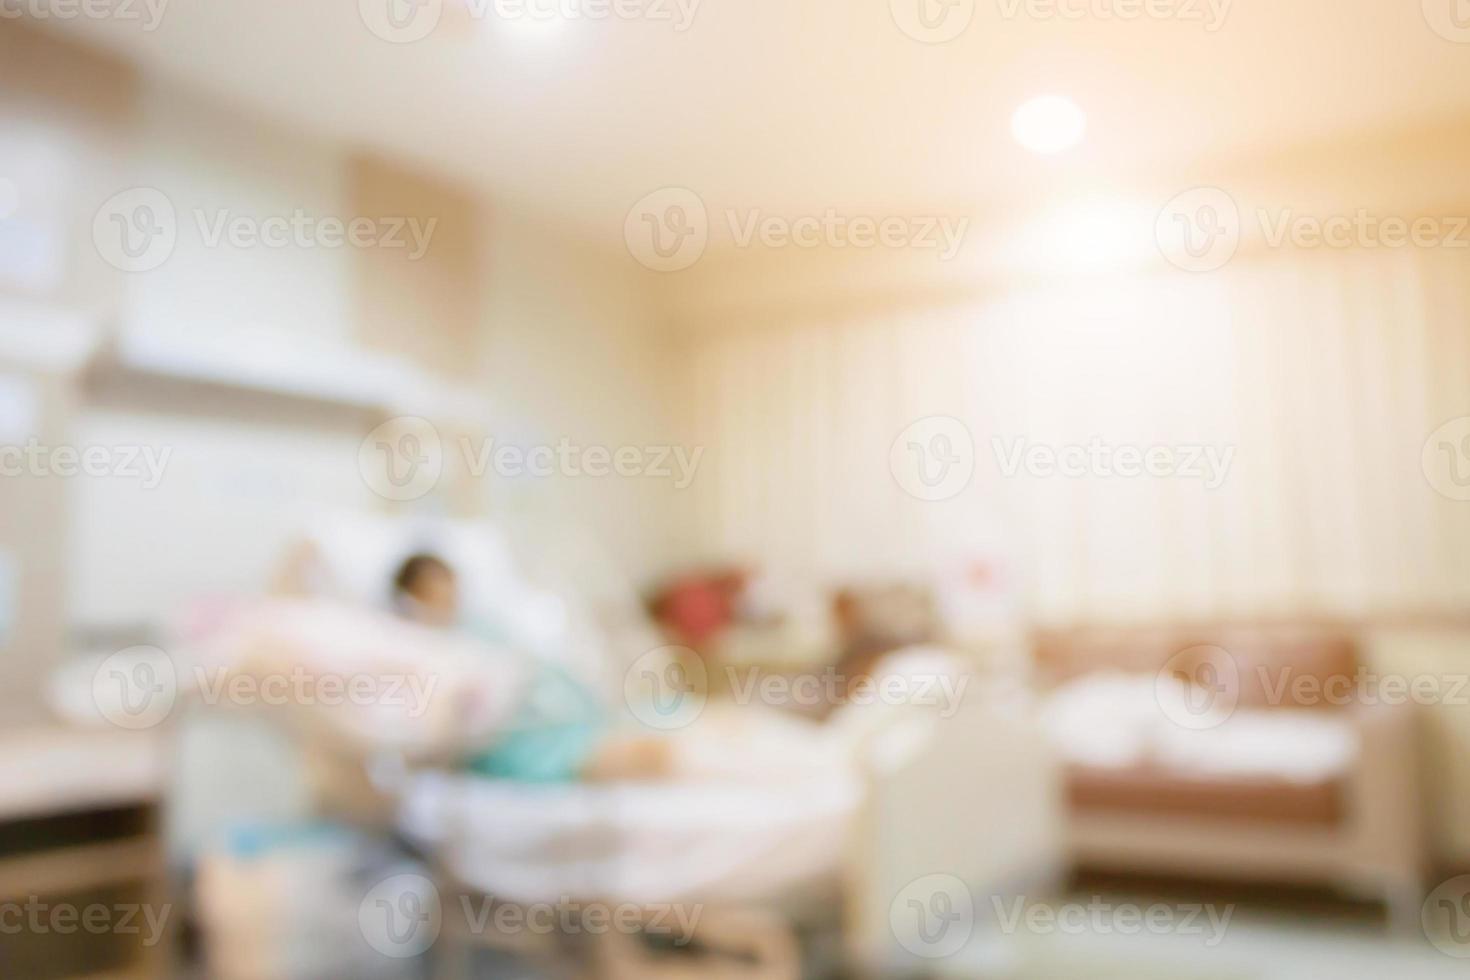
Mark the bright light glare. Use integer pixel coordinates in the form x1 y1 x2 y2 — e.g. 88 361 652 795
1011 96 1086 155
1004 199 1156 275
492 2 571 42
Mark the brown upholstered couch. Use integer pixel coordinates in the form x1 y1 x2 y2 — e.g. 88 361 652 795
1035 623 1426 923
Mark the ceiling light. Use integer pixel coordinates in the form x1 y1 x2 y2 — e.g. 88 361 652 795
1011 96 1086 155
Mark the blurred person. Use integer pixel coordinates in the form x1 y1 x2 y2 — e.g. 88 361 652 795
390 552 670 782
390 553 459 628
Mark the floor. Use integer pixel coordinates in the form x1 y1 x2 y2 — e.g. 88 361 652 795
946 879 1467 980
437 891 1466 979
173 878 1469 978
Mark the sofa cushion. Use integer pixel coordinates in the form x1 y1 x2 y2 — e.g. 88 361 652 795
1042 671 1358 825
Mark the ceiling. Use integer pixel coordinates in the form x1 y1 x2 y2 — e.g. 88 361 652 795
30 0 1470 242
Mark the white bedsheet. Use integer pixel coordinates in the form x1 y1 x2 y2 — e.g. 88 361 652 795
400 705 863 906
401 771 859 906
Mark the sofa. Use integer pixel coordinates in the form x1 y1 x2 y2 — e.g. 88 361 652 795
1034 623 1426 925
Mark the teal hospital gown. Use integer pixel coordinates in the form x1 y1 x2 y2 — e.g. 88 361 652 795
466 654 608 783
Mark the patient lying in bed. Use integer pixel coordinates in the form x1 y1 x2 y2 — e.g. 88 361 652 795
388 552 671 783
210 542 959 823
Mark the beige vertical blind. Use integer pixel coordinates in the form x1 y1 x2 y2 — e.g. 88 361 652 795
685 248 1470 624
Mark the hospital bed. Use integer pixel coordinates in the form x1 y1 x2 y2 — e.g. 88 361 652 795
193 514 1065 977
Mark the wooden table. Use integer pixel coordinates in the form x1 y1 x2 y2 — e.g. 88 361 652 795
0 727 170 979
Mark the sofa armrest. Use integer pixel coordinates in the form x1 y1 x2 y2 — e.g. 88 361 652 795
1340 699 1425 890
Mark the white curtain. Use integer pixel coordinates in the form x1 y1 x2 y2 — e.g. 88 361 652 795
683 248 1470 624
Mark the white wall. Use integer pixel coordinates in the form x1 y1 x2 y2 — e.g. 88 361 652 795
477 206 690 589
68 84 378 631
122 85 354 346
53 83 683 634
